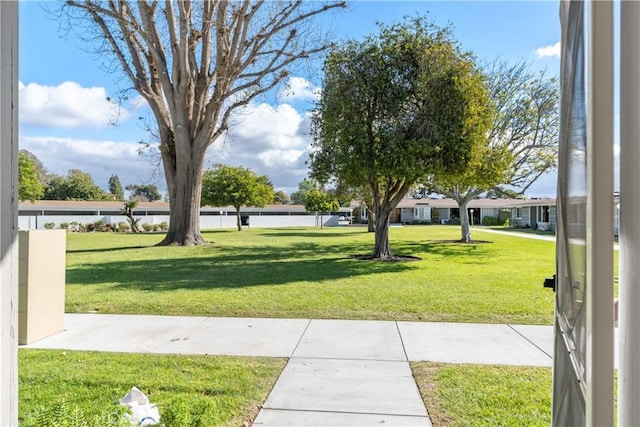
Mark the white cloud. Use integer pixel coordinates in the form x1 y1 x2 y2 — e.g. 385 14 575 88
19 81 121 128
207 101 313 193
534 42 560 59
20 99 317 196
20 135 162 190
277 76 321 103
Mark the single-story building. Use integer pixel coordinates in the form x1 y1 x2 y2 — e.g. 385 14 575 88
18 200 353 230
354 193 621 235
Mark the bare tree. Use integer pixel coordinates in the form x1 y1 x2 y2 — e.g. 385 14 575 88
428 60 559 242
61 0 346 245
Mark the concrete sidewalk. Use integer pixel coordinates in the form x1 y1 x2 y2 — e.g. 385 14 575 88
22 314 553 426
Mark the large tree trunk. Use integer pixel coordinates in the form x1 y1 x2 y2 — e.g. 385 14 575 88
367 212 374 232
373 207 392 259
157 136 208 246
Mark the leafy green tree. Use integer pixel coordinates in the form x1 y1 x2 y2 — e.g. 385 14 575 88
18 151 45 201
310 17 493 259
304 188 339 229
290 178 318 205
108 174 125 200
20 150 48 186
62 0 346 246
201 164 274 231
273 190 292 205
44 169 106 201
126 184 162 202
427 61 559 242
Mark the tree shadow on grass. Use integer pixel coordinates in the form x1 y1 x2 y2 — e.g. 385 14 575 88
256 231 360 239
66 241 418 291
391 240 496 265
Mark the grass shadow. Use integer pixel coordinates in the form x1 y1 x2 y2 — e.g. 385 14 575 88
66 241 418 291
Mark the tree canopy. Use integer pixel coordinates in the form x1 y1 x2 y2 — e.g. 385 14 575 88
61 0 346 246
310 17 493 258
273 190 292 205
126 184 162 202
290 178 318 205
43 169 106 201
18 151 45 202
201 164 273 231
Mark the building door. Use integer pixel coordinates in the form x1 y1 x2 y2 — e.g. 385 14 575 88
553 2 614 426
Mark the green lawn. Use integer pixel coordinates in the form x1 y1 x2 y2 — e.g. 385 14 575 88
65 225 555 324
412 362 552 426
19 349 285 426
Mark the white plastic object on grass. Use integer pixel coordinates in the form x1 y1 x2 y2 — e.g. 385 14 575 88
119 386 161 426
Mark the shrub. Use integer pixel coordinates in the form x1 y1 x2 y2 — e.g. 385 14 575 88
142 223 154 232
69 221 80 232
498 209 512 225
447 218 460 225
117 221 130 233
154 224 162 232
59 222 69 230
94 220 105 232
86 223 95 232
483 216 497 226
43 222 55 230
103 224 113 232
503 217 510 227
160 221 169 231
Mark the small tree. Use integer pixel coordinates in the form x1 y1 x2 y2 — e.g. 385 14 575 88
201 164 274 231
18 151 45 201
108 174 125 200
304 188 339 229
120 201 141 233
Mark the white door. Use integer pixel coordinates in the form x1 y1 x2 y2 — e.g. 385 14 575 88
553 1 614 426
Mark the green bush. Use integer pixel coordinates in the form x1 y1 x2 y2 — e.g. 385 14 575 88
447 218 460 225
44 222 55 230
86 223 95 232
160 222 169 231
117 221 130 233
498 209 512 226
503 218 510 227
483 216 497 226
142 224 154 232
59 222 69 230
154 224 162 232
94 220 105 232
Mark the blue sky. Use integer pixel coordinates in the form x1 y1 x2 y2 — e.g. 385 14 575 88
18 1 561 197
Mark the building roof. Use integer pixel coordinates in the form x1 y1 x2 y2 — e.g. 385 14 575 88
18 200 351 213
391 197 556 209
